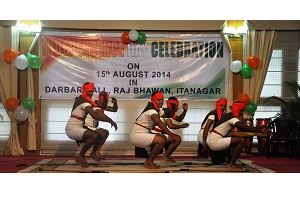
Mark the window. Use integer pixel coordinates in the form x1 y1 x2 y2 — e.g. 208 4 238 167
40 99 215 150
0 101 11 152
298 49 300 86
258 31 300 122
260 50 282 98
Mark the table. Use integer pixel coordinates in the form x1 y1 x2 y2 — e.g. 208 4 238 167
227 131 271 158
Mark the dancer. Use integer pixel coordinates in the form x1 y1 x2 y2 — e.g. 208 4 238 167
197 98 227 157
65 82 117 168
130 91 175 169
207 101 269 171
151 97 189 155
84 91 118 159
135 97 189 158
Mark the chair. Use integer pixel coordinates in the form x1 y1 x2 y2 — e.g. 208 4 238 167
269 119 299 158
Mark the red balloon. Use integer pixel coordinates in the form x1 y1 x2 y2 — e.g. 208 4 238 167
121 31 131 44
5 97 20 111
3 48 20 62
247 56 260 69
237 93 250 105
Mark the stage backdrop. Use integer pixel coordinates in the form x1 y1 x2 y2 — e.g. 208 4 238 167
39 31 229 100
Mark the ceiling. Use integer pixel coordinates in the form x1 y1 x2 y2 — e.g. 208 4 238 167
0 20 299 31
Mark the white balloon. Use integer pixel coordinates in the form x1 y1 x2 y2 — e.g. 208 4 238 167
230 60 242 73
129 30 139 41
15 54 28 70
14 104 29 122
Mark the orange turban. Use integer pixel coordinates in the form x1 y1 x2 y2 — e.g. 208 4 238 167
216 98 227 120
231 101 246 118
151 92 164 110
166 99 179 108
82 82 97 107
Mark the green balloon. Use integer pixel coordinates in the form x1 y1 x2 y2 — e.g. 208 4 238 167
245 101 257 114
136 32 146 44
27 53 42 69
22 97 35 110
241 63 252 78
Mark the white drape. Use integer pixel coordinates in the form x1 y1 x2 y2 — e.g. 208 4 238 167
243 30 277 118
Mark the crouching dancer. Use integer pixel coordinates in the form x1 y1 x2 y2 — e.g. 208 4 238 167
65 82 117 168
207 101 269 171
152 97 189 160
130 91 175 169
197 98 227 157
84 91 118 160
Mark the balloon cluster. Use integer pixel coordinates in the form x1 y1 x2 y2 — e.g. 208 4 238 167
229 56 260 78
3 48 42 70
122 30 146 44
5 97 35 122
237 93 257 115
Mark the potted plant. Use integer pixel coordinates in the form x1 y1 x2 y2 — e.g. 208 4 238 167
263 80 300 132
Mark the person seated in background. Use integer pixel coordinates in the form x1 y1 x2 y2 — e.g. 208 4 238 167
197 98 227 158
84 90 118 160
135 97 189 158
206 101 269 171
65 82 117 168
130 91 175 169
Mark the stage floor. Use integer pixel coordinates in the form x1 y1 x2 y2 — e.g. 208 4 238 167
18 157 275 173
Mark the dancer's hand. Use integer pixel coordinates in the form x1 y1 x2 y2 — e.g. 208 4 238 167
110 120 118 131
181 123 189 128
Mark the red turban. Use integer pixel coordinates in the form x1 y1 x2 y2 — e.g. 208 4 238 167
82 82 97 107
216 98 227 120
151 92 164 110
231 101 246 118
98 91 109 101
166 99 179 108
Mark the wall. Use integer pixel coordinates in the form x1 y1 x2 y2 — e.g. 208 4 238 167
17 20 243 155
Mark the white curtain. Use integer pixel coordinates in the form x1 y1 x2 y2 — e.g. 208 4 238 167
243 30 277 118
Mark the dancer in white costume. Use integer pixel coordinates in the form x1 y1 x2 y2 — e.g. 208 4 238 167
84 91 118 159
207 101 269 171
197 98 227 157
130 91 175 169
65 82 117 168
151 97 189 155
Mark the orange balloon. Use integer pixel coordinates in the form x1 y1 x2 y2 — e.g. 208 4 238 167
237 93 250 105
122 31 131 44
3 48 20 62
5 97 20 111
247 56 260 69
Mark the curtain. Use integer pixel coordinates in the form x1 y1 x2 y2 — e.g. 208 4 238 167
26 33 40 151
243 30 277 118
0 26 24 155
220 31 233 111
26 67 36 151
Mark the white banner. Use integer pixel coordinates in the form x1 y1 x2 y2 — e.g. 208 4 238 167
39 31 229 100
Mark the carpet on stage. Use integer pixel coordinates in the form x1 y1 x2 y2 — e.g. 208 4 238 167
17 157 275 173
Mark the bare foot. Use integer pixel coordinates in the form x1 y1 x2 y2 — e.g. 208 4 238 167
161 157 176 163
90 153 104 162
96 150 106 160
82 157 89 165
226 164 243 171
144 161 161 169
75 156 88 168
